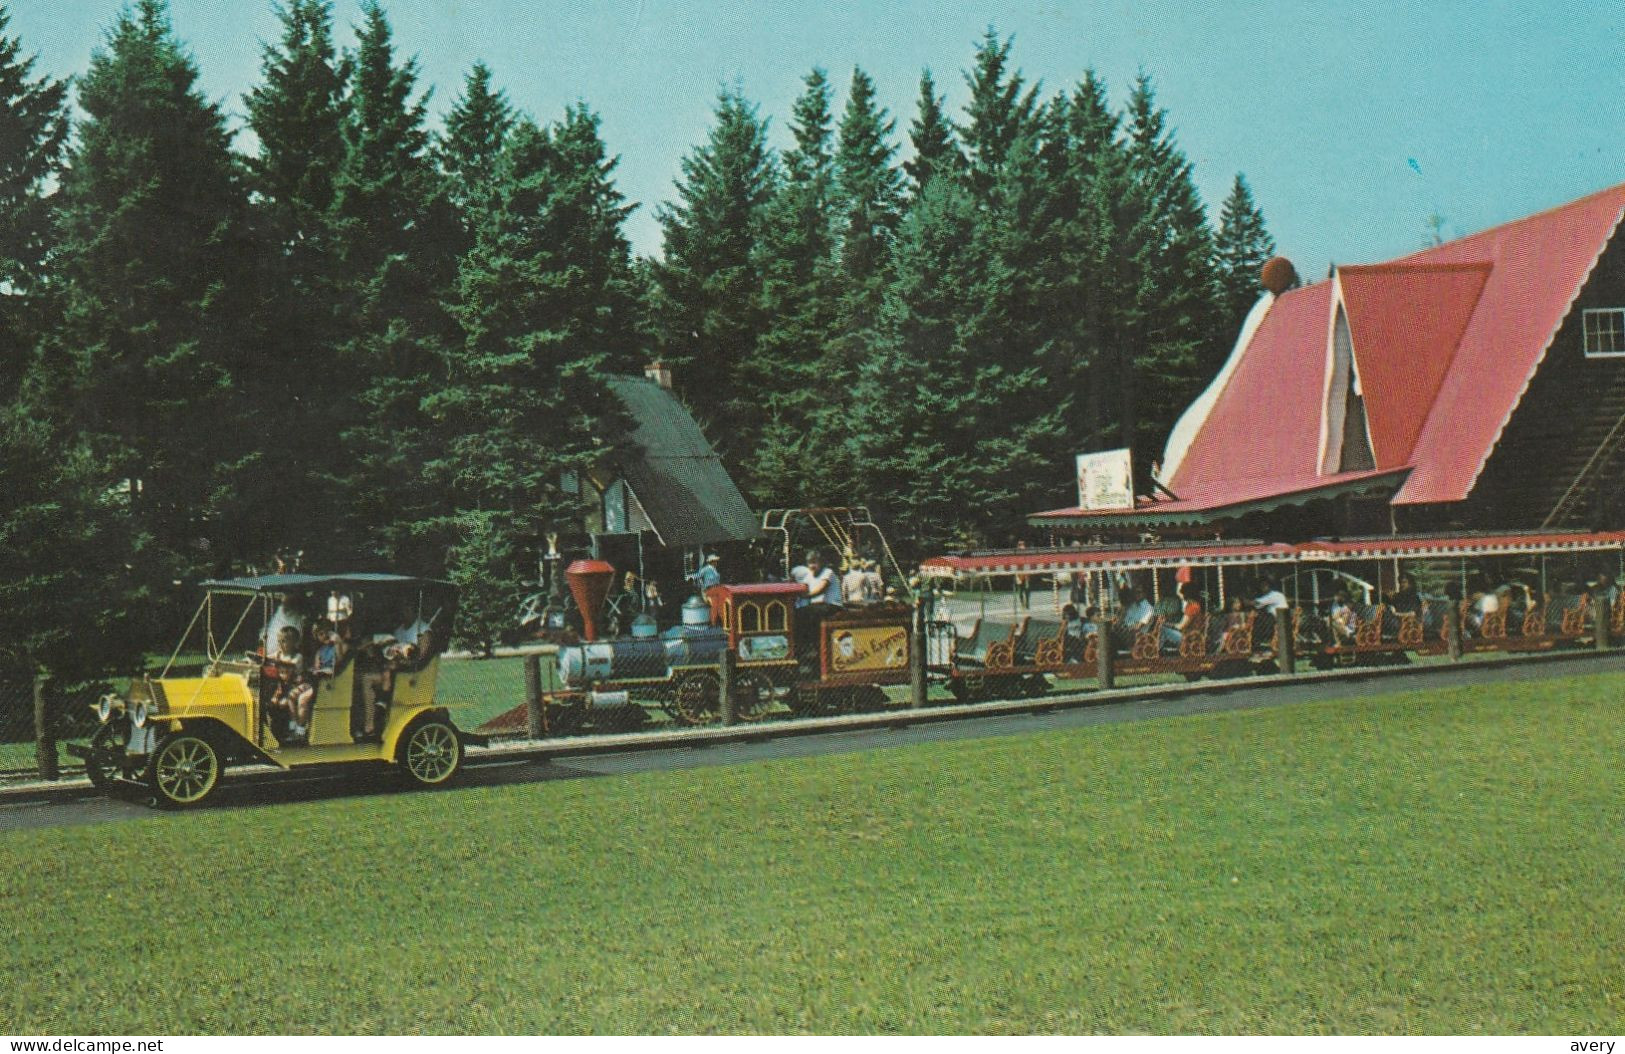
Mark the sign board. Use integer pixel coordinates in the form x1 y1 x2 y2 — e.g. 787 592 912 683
826 624 909 675
1076 448 1135 511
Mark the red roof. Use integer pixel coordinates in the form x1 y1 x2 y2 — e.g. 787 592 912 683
1392 184 1625 502
1338 261 1491 467
1133 181 1625 516
1169 281 1332 493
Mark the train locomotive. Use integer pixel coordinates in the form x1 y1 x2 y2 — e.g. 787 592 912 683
544 559 915 731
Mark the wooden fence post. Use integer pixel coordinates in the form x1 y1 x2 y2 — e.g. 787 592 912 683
524 653 544 739
1095 619 1115 691
719 647 736 726
1275 611 1296 676
1444 603 1462 661
910 599 928 709
34 673 58 782
1596 592 1612 651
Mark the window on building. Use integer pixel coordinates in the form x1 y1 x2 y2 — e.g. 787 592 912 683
1584 308 1625 358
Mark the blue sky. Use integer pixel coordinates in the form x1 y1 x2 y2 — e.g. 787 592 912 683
12 0 1625 276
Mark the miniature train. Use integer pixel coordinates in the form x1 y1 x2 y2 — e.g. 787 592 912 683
525 527 1625 732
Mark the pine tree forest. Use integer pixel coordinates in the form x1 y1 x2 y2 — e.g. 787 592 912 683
0 3 1277 673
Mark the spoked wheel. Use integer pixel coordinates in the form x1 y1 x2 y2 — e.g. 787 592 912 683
84 721 127 790
787 684 826 718
733 671 776 722
670 671 721 726
398 719 464 787
146 733 221 808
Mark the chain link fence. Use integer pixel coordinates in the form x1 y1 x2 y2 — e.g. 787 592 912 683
0 678 111 778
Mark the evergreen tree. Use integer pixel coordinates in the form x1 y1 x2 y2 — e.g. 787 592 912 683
0 7 128 680
437 61 515 235
245 0 346 250
848 175 1064 552
45 0 260 583
958 29 1038 205
0 3 67 395
1116 74 1223 466
330 0 461 569
746 69 838 504
903 68 958 198
651 86 775 452
431 113 639 633
0 402 135 679
1063 69 1132 449
243 0 350 558
1214 172 1275 335
834 67 903 298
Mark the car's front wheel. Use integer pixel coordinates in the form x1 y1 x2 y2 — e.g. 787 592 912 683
398 719 463 788
84 721 127 790
146 733 221 808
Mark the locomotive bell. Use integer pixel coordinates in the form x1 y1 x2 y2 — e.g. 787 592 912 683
565 559 616 641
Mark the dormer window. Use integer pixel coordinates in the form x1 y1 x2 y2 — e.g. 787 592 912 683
1583 308 1625 358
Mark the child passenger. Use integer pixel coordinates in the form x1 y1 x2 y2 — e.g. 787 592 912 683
271 625 315 744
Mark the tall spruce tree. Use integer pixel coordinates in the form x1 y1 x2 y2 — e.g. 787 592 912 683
243 0 350 558
330 0 461 569
46 0 261 587
245 0 346 250
432 113 639 646
0 7 129 680
746 69 838 505
437 61 516 237
1214 172 1275 335
651 86 775 453
0 3 67 394
1116 74 1224 469
903 68 959 198
958 29 1038 206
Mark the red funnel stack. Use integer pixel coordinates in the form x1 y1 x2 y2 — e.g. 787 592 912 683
565 559 616 641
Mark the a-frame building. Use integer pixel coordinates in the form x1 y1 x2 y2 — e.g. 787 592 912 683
1033 181 1625 538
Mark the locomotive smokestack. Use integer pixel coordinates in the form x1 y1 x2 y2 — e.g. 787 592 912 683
565 559 616 641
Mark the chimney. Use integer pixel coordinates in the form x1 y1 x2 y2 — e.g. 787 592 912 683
644 360 672 390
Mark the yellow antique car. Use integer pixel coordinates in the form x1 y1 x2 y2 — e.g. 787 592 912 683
68 573 469 808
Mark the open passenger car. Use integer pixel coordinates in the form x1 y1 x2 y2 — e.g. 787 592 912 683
69 573 466 808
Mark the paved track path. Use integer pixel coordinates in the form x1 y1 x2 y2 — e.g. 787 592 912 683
6 651 1621 832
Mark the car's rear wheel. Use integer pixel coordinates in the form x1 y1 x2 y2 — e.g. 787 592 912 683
146 733 221 808
398 719 463 787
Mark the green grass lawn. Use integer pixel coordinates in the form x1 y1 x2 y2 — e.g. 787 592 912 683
4 672 1624 1033
435 654 537 730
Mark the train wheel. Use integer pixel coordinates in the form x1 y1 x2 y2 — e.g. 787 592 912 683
544 701 587 737
671 670 721 726
787 684 825 717
847 685 889 712
733 671 775 722
949 674 986 703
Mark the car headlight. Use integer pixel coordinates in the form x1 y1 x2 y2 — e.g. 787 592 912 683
96 694 116 723
131 700 149 729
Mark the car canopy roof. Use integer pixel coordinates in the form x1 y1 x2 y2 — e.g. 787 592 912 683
199 573 452 595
